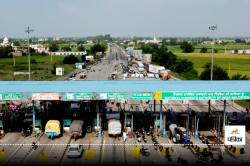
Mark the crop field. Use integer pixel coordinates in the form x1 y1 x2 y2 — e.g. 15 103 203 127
176 53 250 78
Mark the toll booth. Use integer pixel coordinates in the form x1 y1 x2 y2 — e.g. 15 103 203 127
32 120 43 135
153 113 161 130
181 114 194 136
0 119 3 135
209 113 223 136
63 119 72 135
124 112 132 134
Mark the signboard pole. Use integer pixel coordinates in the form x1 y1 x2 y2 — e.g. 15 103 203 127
222 100 226 137
97 101 99 132
208 100 211 114
154 100 155 113
132 114 133 132
32 100 36 137
160 100 162 131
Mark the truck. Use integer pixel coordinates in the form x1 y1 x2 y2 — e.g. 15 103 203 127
148 64 165 74
45 120 61 139
67 144 83 158
108 118 121 137
160 69 171 80
169 124 193 147
69 120 84 141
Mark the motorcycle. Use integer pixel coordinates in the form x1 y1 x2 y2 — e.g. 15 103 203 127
99 68 101 71
93 69 95 72
142 135 147 143
211 154 224 165
32 142 38 150
21 128 31 137
165 148 172 162
177 156 188 164
154 143 158 150
140 146 150 156
137 134 141 142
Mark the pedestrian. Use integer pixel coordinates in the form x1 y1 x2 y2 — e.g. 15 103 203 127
123 130 127 142
220 145 225 155
123 76 125 80
84 106 87 112
150 125 153 134
136 106 139 113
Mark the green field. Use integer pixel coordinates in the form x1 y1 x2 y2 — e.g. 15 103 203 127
176 53 250 78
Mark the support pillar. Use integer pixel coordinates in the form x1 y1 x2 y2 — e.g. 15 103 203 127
97 101 99 132
222 100 226 137
132 114 133 132
208 100 211 114
160 100 162 131
32 100 36 137
154 100 156 113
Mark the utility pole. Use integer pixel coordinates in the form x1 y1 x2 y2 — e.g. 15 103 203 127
24 27 34 81
209 25 218 81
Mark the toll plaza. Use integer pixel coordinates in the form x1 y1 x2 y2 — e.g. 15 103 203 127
0 80 250 165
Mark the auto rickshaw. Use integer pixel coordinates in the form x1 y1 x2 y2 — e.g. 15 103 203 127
45 120 61 139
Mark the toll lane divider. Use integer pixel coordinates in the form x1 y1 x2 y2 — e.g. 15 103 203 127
19 132 45 165
123 139 127 165
88 132 94 150
193 145 210 152
134 133 141 165
58 137 72 165
153 132 173 153
98 131 104 165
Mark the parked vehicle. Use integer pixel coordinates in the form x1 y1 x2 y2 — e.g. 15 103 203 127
165 148 172 162
67 144 83 158
21 127 31 137
45 120 61 139
32 142 38 150
169 124 193 147
69 120 84 141
108 118 121 138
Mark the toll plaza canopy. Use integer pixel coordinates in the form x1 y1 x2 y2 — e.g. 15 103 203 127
0 80 250 101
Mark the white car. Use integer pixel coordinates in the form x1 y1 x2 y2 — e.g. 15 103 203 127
66 78 75 81
67 144 83 158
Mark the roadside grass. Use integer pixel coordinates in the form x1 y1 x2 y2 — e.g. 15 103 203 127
171 72 187 80
0 62 75 81
176 53 250 79
234 100 250 109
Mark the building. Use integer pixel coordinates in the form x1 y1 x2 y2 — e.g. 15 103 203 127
38 46 49 53
1 37 13 47
38 38 48 41
49 51 87 56
133 50 142 59
53 37 61 41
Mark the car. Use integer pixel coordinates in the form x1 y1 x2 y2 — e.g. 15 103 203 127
67 144 83 158
86 67 91 70
66 78 75 81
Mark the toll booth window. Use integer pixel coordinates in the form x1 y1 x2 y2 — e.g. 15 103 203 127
126 121 131 128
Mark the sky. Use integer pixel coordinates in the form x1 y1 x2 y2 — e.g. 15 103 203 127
0 0 250 38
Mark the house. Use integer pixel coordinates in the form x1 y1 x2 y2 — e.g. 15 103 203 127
38 47 49 53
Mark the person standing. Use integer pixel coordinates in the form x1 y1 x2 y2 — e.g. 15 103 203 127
136 106 139 113
123 130 127 142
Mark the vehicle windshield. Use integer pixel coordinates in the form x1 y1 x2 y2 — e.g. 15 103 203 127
69 148 78 151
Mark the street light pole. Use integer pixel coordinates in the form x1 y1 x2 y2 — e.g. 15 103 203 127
25 27 34 81
209 25 217 81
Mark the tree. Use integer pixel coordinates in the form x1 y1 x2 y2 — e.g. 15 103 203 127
13 41 20 46
0 45 14 58
214 48 219 53
51 62 56 75
200 62 230 80
81 55 86 62
49 41 59 52
234 49 238 54
78 45 85 51
180 41 195 53
63 55 79 64
235 39 241 43
170 38 178 45
92 44 103 53
61 46 71 51
200 47 207 53
41 51 46 56
29 47 35 53
30 59 37 64
175 59 194 73
231 73 249 80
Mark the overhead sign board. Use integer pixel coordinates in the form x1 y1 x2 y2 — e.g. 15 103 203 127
155 92 162 100
161 92 250 100
32 93 59 100
99 93 126 100
0 94 21 100
66 93 92 100
132 93 152 100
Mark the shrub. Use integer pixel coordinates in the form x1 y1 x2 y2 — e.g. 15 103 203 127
30 59 37 64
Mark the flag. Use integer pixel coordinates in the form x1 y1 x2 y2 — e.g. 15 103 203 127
12 75 14 79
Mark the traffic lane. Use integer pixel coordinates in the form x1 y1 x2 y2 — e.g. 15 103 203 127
1 132 28 163
61 135 90 165
169 100 186 112
137 135 166 165
128 100 143 112
189 100 209 113
24 135 67 165
102 131 124 165
216 100 238 112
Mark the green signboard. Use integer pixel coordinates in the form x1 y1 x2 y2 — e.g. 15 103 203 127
0 94 21 100
161 92 250 100
94 119 102 125
66 93 92 100
0 121 2 128
126 119 132 125
99 93 126 100
132 93 152 100
156 120 163 126
35 120 41 126
64 120 71 126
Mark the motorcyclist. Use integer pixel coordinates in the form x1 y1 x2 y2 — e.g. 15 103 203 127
93 69 95 72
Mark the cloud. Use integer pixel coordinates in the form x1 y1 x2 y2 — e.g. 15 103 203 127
57 1 80 14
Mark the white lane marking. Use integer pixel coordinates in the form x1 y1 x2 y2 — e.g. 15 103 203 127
101 140 105 164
